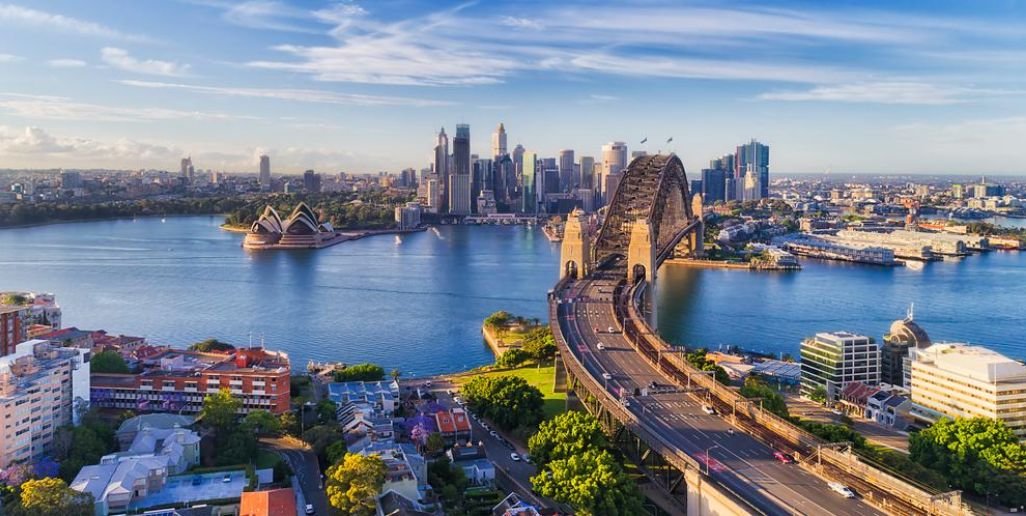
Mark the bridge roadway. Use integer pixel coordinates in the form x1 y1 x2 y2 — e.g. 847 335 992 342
557 272 883 516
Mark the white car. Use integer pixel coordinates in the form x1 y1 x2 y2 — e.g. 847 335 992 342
597 342 606 350
510 452 521 462
828 482 855 499
305 503 315 514
490 430 499 438
607 326 615 333
602 373 613 380
622 399 631 408
702 405 717 415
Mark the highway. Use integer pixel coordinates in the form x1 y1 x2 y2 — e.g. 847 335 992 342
556 271 884 516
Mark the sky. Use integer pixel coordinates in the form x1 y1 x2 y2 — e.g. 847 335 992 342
0 0 1024 175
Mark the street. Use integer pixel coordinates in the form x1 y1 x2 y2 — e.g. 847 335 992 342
262 437 328 515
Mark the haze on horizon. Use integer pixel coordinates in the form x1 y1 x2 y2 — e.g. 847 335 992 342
0 0 1023 175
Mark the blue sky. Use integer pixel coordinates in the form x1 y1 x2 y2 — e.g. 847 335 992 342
0 0 1023 174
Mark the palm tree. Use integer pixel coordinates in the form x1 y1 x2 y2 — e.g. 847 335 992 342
390 368 401 382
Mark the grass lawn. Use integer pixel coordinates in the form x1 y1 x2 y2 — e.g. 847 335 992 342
452 363 566 420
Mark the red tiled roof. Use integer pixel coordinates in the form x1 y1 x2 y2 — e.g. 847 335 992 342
240 488 296 516
435 410 457 434
452 408 472 432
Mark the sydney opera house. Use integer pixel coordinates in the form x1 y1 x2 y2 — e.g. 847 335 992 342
243 203 344 249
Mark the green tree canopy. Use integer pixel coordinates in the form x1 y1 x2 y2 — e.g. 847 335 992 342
528 411 608 468
333 363 385 382
242 409 281 436
685 348 731 385
200 388 240 430
808 385 828 404
303 425 344 468
188 338 235 353
496 348 530 368
90 350 129 374
462 375 544 431
910 417 1026 507
13 477 93 516
740 377 789 419
531 449 643 516
483 311 511 328
325 453 387 516
521 328 557 362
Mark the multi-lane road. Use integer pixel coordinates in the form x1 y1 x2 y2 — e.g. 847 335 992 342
556 272 883 516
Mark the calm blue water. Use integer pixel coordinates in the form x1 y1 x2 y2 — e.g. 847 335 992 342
0 216 1022 374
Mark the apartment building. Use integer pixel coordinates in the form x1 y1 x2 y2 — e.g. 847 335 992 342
910 343 1026 441
801 331 881 400
0 339 90 468
91 347 290 415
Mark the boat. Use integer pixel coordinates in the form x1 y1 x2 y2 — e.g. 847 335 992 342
902 260 925 270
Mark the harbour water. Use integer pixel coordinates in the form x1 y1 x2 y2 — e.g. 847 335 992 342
0 216 1022 374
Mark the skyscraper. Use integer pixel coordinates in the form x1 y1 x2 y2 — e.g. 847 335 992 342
434 128 449 212
180 157 191 178
700 168 725 203
600 142 628 202
579 156 595 189
303 170 321 193
472 158 492 214
259 155 271 191
558 149 575 191
521 152 538 214
494 154 515 209
449 124 471 215
492 123 507 158
735 139 769 198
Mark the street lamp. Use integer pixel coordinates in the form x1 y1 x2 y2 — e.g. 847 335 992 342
705 445 720 475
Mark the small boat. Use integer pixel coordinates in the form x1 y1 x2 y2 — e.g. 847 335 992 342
904 260 925 271
395 235 402 245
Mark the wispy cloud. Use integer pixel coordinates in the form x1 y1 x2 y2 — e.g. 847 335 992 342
0 125 182 162
46 58 87 68
0 3 149 42
101 48 191 77
757 82 1024 105
0 93 256 122
0 53 22 62
501 16 543 30
118 79 452 107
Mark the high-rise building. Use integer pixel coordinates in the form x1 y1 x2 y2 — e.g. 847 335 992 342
579 156 595 190
521 152 538 214
600 142 628 201
60 170 82 189
735 139 769 198
0 340 90 468
303 170 321 193
434 127 449 212
492 123 507 158
472 158 492 213
0 305 27 357
399 168 417 188
743 165 762 201
800 331 880 400
910 344 1026 441
559 149 575 191
700 168 726 203
450 124 471 215
394 202 422 230
259 155 271 191
180 157 191 178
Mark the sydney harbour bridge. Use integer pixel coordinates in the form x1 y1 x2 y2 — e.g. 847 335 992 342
549 154 965 515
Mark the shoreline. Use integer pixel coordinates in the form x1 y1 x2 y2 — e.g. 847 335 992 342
0 213 222 231
239 226 427 250
665 257 801 271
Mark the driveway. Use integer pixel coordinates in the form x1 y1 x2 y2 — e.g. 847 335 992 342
262 437 329 514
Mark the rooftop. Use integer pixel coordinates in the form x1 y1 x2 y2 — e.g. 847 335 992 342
240 488 297 516
915 343 1026 384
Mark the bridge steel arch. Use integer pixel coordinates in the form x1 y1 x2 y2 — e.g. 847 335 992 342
594 154 695 267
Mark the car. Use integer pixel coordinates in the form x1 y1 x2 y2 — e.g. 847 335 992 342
602 372 612 380
702 405 717 415
489 430 499 438
727 428 735 435
830 409 842 416
622 399 631 408
523 454 533 464
510 452 521 462
828 482 855 498
446 389 453 395
773 451 793 464
305 503 315 515
191 476 202 486
481 423 490 431
596 342 605 350
222 473 231 483
607 326 615 333
453 396 463 405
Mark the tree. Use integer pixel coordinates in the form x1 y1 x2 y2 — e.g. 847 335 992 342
303 425 343 467
528 411 608 468
316 399 338 424
684 348 731 385
496 348 530 368
87 350 129 374
333 363 385 382
326 441 348 466
15 477 93 516
390 368 401 381
242 409 281 436
910 417 1026 507
279 410 299 436
426 432 446 455
521 328 557 362
739 377 789 419
325 453 387 516
200 388 240 431
462 375 544 430
531 449 643 516
215 429 257 466
188 338 235 353
808 385 828 404
483 311 511 328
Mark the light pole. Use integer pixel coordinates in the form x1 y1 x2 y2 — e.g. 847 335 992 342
705 445 720 475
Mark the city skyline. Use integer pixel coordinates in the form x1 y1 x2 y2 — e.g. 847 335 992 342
0 1 1024 174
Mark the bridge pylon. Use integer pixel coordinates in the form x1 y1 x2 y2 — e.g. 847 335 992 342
627 218 658 330
560 208 591 280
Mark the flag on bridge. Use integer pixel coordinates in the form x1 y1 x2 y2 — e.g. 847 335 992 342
666 137 674 143
640 137 648 144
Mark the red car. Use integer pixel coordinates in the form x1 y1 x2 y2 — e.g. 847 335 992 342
773 451 794 464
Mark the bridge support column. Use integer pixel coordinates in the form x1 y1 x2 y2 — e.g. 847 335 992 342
552 352 567 393
627 219 658 330
560 209 591 280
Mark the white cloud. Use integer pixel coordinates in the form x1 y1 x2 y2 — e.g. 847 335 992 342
501 16 542 30
118 79 452 107
757 82 1022 105
101 47 191 77
0 53 22 62
0 4 148 42
0 125 182 163
0 93 257 122
46 58 87 68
